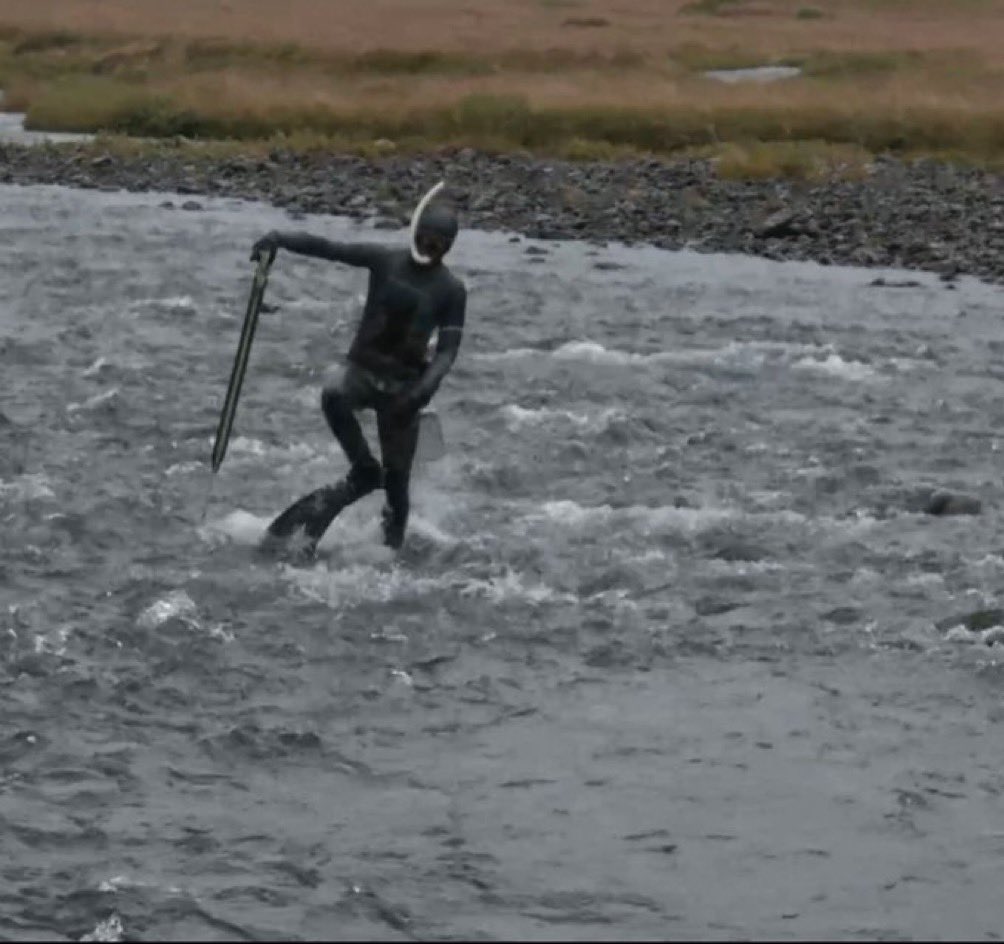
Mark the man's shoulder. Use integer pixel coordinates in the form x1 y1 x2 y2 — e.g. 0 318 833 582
385 247 411 267
439 264 466 297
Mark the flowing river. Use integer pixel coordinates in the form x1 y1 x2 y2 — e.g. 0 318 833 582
3 182 1004 941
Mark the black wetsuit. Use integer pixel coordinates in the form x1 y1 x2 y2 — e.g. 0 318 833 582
259 233 466 552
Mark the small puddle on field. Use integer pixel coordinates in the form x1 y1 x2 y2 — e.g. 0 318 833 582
703 65 803 83
0 92 95 146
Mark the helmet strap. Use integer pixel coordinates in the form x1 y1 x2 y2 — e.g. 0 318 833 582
410 180 445 265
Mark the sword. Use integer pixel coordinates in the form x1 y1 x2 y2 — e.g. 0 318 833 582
201 248 275 521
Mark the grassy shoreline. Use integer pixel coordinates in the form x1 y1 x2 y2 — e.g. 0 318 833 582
4 1 1004 179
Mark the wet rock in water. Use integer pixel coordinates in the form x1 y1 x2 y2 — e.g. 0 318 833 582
983 626 1004 647
924 490 982 516
936 608 1004 633
870 277 922 288
181 200 203 211
699 531 769 563
822 606 861 626
695 598 742 617
9 654 50 678
584 640 634 668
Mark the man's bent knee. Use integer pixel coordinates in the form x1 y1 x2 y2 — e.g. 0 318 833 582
322 364 377 416
348 462 383 495
321 384 349 419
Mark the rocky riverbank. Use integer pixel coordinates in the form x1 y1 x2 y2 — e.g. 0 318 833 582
2 141 1004 284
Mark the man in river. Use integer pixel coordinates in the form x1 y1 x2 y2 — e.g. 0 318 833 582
252 182 466 557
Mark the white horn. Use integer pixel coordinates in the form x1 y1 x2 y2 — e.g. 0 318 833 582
410 180 445 264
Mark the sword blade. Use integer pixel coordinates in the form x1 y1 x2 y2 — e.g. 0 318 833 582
210 253 273 473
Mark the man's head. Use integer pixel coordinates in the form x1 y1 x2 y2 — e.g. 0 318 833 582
410 181 458 266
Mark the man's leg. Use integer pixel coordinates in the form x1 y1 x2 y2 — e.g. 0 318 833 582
376 408 421 550
320 365 382 489
264 366 382 551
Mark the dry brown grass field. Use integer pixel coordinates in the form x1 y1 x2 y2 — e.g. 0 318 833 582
2 0 1004 175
